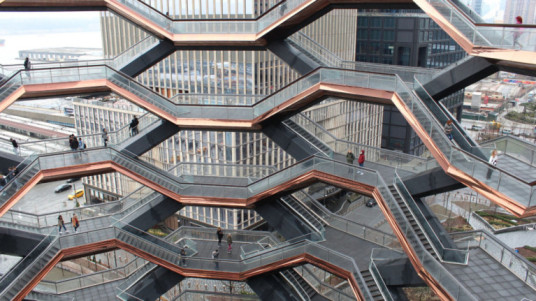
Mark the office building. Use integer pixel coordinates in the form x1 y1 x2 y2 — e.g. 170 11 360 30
504 0 536 24
355 10 466 154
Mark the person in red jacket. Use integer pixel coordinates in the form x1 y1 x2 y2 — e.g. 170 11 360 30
358 150 365 167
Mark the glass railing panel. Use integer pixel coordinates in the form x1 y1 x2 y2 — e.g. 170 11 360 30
257 0 302 31
117 0 170 29
172 163 275 179
401 75 536 209
14 113 156 156
171 93 262 106
0 231 59 296
294 265 355 301
0 158 40 206
414 77 479 154
374 173 476 299
476 26 536 51
111 225 368 298
0 75 23 99
168 227 277 248
422 0 536 51
304 243 372 300
112 36 159 70
394 174 469 263
117 289 144 301
450 230 536 291
489 136 536 167
369 250 395 301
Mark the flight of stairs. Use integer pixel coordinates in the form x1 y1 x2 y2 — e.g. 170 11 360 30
283 119 332 157
1 242 60 300
360 269 385 301
388 184 439 261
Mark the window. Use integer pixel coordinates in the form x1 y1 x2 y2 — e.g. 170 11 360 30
383 30 395 41
356 42 368 54
370 30 382 40
383 44 394 55
384 17 395 28
357 29 368 40
370 17 382 28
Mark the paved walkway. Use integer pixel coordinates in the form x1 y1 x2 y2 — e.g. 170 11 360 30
497 154 536 184
444 248 536 300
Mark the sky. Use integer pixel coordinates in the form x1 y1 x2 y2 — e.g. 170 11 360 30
0 11 101 35
0 12 103 64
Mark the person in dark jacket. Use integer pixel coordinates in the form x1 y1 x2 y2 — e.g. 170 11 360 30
129 116 139 136
10 138 19 155
217 227 224 245
24 57 31 79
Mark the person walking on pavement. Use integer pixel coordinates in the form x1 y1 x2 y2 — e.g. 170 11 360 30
129 116 139 136
227 233 233 254
58 215 67 234
217 227 224 245
10 138 19 155
71 213 80 232
212 249 219 269
102 128 109 147
24 57 31 79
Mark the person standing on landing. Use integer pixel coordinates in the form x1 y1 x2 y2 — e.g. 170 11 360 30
486 150 498 180
24 57 31 79
346 150 355 173
217 227 224 245
102 128 109 147
227 233 233 254
346 150 355 164
358 150 365 167
129 116 139 136
10 138 19 155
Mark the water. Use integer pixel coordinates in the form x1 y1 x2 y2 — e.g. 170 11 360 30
0 32 103 65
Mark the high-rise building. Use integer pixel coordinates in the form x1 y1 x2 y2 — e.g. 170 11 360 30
355 10 466 154
470 0 483 16
504 0 536 24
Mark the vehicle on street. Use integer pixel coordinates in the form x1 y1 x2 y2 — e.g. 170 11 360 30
471 125 484 131
366 199 377 207
66 177 81 183
68 189 84 200
501 129 512 135
54 184 72 193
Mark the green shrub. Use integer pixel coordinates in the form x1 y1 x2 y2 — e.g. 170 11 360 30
524 246 536 252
